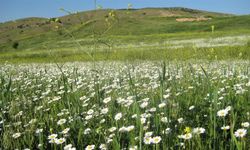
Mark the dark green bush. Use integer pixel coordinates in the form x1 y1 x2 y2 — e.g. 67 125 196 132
12 41 19 49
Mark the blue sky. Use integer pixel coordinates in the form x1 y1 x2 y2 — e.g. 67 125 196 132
1 0 250 22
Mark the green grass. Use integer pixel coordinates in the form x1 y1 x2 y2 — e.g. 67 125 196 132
0 43 249 63
0 12 250 63
0 7 249 150
0 61 249 149
0 8 250 56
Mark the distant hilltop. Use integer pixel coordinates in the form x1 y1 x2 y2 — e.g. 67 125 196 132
1 7 249 51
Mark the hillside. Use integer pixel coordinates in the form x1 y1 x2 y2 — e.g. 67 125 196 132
0 7 250 63
0 8 241 49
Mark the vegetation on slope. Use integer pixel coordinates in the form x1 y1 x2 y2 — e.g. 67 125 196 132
0 7 249 62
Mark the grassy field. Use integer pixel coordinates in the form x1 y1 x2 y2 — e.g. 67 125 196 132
0 7 249 150
0 8 250 63
1 33 250 63
1 44 250 63
0 61 249 149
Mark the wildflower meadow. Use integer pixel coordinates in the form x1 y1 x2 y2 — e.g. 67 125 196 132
0 61 249 149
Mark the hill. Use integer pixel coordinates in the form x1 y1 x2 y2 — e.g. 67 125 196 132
0 7 250 62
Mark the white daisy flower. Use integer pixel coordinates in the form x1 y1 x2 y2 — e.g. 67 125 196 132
143 136 152 144
35 128 43 134
108 127 117 132
99 144 107 150
145 131 153 137
158 103 166 108
48 134 58 140
114 113 122 121
140 102 148 108
241 122 249 128
193 127 205 134
178 133 192 140
221 125 230 130
217 109 228 117
103 97 111 104
151 136 161 144
85 145 95 150
101 108 109 114
12 132 21 139
234 129 247 138
57 119 67 125
189 105 195 110
178 118 184 123
61 128 70 134
55 138 66 144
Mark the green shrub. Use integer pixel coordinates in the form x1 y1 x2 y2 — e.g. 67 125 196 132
12 41 19 49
